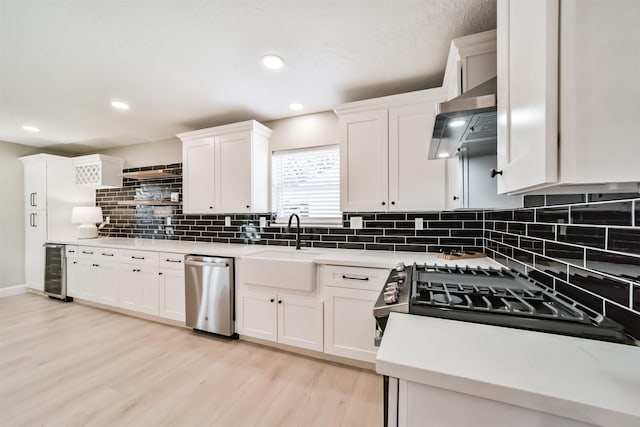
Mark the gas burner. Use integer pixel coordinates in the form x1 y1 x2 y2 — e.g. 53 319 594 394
374 262 627 344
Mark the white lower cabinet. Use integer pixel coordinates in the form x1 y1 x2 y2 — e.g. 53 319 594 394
158 255 186 322
277 294 323 351
65 246 79 297
238 289 323 352
118 265 160 315
324 286 380 363
72 247 185 323
320 265 389 363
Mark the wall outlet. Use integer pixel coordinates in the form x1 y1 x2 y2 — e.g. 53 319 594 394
259 217 267 228
415 218 424 230
350 216 363 229
225 216 231 227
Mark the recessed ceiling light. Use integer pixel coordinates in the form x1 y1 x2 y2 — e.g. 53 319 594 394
289 103 304 111
22 125 40 132
448 119 467 128
262 54 285 70
111 100 130 110
438 153 450 158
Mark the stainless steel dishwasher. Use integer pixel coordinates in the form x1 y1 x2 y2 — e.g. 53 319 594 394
185 255 236 337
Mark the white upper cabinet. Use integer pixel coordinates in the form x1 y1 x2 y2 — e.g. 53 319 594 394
178 120 271 214
335 88 447 212
338 109 389 211
496 0 559 194
182 137 216 213
496 0 640 194
72 154 124 189
23 160 47 210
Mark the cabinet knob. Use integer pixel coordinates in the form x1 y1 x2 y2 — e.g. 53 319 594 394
270 298 275 303
453 196 459 201
158 272 163 275
278 300 282 304
381 201 386 206
246 205 250 209
209 206 213 209
391 201 395 205
490 168 503 178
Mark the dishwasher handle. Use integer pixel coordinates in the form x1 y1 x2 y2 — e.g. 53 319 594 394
185 260 229 268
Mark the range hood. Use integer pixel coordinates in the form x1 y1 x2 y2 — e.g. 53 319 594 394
429 77 497 159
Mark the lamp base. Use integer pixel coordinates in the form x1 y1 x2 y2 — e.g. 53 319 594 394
77 224 98 239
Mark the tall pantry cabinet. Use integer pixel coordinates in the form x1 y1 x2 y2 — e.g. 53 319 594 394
20 154 95 291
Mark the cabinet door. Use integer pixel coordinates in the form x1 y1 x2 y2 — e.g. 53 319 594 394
215 131 252 213
339 109 389 211
94 262 119 307
118 265 159 315
24 211 46 291
238 290 277 342
324 286 379 362
389 102 446 211
66 259 79 297
158 268 185 322
496 0 558 194
23 161 47 210
445 158 462 210
277 295 323 352
183 138 216 214
77 260 97 301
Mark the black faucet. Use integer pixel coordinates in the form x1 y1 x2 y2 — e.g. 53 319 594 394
287 213 302 250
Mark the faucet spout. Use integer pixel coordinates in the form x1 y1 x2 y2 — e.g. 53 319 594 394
287 213 302 250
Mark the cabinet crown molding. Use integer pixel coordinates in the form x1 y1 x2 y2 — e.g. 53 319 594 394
176 119 272 141
334 87 446 116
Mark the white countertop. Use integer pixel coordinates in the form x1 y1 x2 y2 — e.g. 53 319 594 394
49 237 502 269
376 313 640 427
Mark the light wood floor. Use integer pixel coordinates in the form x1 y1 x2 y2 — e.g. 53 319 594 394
0 293 382 427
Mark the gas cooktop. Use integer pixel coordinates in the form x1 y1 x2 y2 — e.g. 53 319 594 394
373 263 627 344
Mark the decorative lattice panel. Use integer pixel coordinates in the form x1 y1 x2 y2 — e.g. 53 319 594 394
75 163 101 185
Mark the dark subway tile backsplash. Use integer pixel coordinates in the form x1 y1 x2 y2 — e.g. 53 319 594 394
99 165 639 340
485 192 640 340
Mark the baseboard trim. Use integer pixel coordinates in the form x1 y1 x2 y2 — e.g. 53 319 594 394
0 285 27 298
239 335 376 371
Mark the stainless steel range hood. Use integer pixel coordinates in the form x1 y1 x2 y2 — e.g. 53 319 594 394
428 77 497 159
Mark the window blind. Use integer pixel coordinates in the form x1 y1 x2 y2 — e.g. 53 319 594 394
272 146 341 224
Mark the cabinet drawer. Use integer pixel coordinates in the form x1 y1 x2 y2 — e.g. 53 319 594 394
320 265 389 291
65 245 79 259
120 250 159 266
78 246 98 260
159 252 185 270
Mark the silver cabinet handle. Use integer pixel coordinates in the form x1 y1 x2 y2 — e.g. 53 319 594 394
342 274 369 281
32 212 37 227
101 253 114 257
82 250 94 254
131 256 145 260
165 259 182 263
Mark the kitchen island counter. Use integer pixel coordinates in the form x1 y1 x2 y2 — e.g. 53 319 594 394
376 312 640 427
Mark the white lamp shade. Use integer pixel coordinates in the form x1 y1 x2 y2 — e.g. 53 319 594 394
71 206 103 224
71 206 103 239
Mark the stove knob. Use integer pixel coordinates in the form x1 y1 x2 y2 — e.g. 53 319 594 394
384 293 398 304
395 262 406 272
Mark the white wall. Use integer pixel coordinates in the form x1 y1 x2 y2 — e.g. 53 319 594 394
264 111 339 152
0 141 45 288
92 111 340 166
94 137 182 168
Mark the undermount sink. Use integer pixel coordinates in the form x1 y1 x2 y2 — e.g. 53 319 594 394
241 249 322 291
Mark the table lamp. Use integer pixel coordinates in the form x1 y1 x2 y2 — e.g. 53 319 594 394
71 206 103 239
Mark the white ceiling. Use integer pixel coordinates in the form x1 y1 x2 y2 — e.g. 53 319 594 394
0 0 496 154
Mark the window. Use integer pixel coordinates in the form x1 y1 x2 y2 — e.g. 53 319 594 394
271 146 341 224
